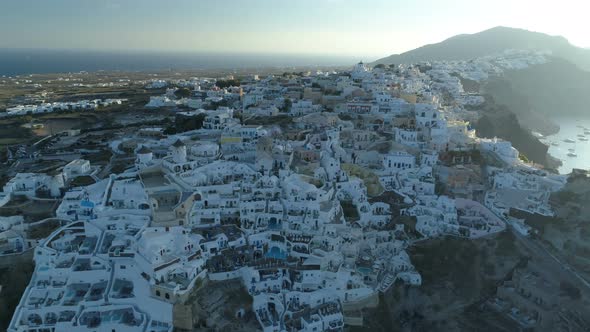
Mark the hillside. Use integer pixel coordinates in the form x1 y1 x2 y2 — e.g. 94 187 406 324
373 27 590 71
484 58 590 121
474 98 555 168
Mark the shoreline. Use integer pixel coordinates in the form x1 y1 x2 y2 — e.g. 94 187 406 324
542 117 590 174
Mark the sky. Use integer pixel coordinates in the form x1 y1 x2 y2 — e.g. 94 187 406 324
1 0 588 59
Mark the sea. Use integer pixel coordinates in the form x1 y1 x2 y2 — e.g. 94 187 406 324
0 49 365 76
541 117 590 174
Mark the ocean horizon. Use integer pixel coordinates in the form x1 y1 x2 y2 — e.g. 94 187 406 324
0 48 370 76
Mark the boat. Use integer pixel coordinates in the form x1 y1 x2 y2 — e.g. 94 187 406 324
551 142 560 146
569 148 575 152
585 130 590 135
580 137 589 141
567 152 578 157
564 139 576 143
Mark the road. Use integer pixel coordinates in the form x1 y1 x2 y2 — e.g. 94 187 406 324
507 223 590 291
479 152 590 291
96 155 135 179
25 217 70 228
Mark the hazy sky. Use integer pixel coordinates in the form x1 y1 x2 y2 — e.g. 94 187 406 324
1 0 588 58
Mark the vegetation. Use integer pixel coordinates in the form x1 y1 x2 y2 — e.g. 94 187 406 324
245 115 293 128
341 163 384 197
111 163 128 174
435 179 447 196
174 113 206 133
279 98 292 113
163 126 177 135
340 200 360 222
209 99 231 110
0 259 35 331
70 175 96 187
0 121 34 147
215 79 240 89
28 220 61 239
281 72 305 77
85 149 112 164
174 87 192 99
338 114 353 121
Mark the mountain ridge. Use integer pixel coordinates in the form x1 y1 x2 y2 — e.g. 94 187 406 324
373 26 590 71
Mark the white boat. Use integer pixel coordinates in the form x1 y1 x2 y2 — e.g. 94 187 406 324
564 139 576 143
580 137 589 141
551 142 560 146
567 152 578 157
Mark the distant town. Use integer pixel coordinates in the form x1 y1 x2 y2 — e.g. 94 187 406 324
1 49 589 332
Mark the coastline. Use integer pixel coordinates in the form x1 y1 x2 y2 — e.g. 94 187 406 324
542 117 590 174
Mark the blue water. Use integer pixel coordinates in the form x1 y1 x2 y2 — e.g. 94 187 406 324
357 267 372 274
542 117 590 174
0 48 365 76
265 247 287 260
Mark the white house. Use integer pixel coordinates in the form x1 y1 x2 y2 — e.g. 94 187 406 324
383 152 416 173
63 159 91 182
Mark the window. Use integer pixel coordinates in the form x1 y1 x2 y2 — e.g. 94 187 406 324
156 290 161 296
165 293 170 299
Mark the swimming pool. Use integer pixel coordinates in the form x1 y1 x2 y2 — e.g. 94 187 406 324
357 267 372 274
265 247 287 260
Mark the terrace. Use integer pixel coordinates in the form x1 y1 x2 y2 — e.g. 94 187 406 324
58 310 76 323
45 289 64 306
62 283 90 306
78 236 98 254
79 307 143 328
111 279 135 299
206 248 253 273
85 281 107 301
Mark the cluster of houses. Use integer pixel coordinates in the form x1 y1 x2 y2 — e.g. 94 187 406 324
484 164 566 225
0 159 95 256
7 51 569 332
1 159 93 202
3 99 127 116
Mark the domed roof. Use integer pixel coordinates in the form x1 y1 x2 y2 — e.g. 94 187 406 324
137 145 152 154
172 139 185 148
